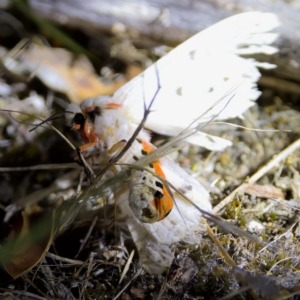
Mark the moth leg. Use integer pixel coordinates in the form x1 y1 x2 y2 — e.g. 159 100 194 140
73 141 98 161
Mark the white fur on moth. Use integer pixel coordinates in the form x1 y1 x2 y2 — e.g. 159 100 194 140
67 12 279 274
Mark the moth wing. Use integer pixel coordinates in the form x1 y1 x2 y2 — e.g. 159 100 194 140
112 12 279 150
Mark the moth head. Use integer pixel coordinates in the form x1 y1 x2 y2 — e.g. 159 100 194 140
65 103 86 131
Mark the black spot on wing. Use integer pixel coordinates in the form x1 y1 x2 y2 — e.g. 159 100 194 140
133 156 138 161
178 185 193 194
186 185 192 191
154 190 163 199
155 181 163 189
141 149 147 156
149 163 154 168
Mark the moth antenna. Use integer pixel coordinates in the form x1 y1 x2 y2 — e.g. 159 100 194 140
0 109 66 132
0 109 78 153
0 109 50 129
2 109 96 182
29 111 66 132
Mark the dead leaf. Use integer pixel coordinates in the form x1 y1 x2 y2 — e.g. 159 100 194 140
103 249 124 261
234 267 283 299
130 287 145 299
125 64 143 81
244 184 285 199
2 41 131 103
180 267 195 282
0 201 58 281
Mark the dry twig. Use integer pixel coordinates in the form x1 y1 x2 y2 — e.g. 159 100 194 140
213 138 300 214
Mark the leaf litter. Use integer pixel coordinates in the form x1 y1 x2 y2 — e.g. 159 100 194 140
0 10 300 300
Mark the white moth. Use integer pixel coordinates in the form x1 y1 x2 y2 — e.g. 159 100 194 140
67 12 279 274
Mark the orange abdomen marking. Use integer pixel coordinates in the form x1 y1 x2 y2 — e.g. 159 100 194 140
141 140 173 221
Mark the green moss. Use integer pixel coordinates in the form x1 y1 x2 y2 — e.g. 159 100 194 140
239 215 247 227
222 198 242 220
260 233 268 242
218 236 231 249
264 250 289 271
201 242 213 256
189 241 213 263
278 250 287 261
269 212 278 222
214 266 224 278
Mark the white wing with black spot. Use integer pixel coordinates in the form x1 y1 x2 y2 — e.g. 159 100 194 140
112 12 279 150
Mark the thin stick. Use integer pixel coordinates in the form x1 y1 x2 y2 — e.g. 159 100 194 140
75 216 98 259
211 121 290 133
267 256 296 275
112 268 143 300
157 243 177 300
213 138 300 214
80 252 95 300
258 215 299 253
0 163 79 172
119 250 135 284
74 254 93 278
46 252 84 265
23 276 50 299
206 225 236 268
0 288 48 300
218 286 251 300
94 63 161 181
1 108 95 177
